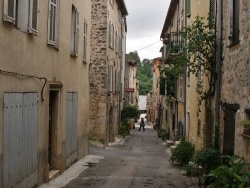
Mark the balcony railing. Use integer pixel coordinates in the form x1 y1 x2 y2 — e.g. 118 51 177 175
163 32 184 60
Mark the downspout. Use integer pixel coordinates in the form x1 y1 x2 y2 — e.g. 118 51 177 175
184 0 187 139
215 0 222 148
176 0 179 135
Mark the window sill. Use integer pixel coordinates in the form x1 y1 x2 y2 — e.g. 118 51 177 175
242 133 250 139
227 41 240 48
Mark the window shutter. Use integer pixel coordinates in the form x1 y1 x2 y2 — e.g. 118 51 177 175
3 0 16 24
112 24 114 48
83 21 87 62
186 0 191 17
28 0 39 34
74 9 79 56
109 21 112 47
209 0 215 28
54 0 60 47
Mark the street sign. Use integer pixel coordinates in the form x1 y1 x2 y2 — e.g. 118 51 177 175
126 88 134 92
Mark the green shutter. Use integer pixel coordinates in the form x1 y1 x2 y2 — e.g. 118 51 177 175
186 0 191 17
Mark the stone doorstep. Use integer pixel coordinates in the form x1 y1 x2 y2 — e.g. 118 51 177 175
166 140 175 147
49 170 60 181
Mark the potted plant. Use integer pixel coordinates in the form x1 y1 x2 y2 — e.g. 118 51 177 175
241 118 250 135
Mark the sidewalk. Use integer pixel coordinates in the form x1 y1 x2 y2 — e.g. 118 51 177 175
39 155 104 188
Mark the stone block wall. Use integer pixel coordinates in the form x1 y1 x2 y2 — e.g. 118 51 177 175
221 0 250 162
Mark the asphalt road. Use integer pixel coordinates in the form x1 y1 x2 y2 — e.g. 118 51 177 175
62 123 187 188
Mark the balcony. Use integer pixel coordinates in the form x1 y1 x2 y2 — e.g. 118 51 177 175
163 32 184 60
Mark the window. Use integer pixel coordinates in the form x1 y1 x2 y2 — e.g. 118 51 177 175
48 0 60 46
71 5 79 57
186 0 191 17
3 0 38 34
83 20 88 62
109 21 114 49
229 0 240 44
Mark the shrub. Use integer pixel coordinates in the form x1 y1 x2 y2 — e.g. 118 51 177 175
170 140 195 166
119 122 130 137
194 148 221 174
121 105 140 123
157 129 170 141
204 155 250 187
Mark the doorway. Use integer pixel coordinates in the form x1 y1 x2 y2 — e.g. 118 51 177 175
223 108 236 155
49 90 59 170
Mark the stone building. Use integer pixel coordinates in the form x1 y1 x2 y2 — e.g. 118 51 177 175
220 0 250 162
160 0 186 141
0 0 91 187
89 0 128 145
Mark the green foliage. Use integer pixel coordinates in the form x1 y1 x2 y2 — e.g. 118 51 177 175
121 105 140 123
240 119 250 129
204 155 250 188
182 15 216 100
157 128 170 141
194 148 221 174
119 122 130 137
170 140 195 166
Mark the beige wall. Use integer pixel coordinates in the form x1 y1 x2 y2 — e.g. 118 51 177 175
0 0 91 187
186 0 210 149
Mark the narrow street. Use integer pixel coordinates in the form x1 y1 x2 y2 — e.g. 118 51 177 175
41 122 187 188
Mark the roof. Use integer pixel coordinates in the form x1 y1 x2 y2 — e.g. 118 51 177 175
160 0 178 39
117 0 128 16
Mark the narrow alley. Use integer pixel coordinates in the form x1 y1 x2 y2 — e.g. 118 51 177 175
40 122 187 188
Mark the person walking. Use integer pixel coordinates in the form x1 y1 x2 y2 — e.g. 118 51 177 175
138 117 145 132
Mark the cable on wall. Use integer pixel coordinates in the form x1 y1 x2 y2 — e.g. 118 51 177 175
0 69 47 102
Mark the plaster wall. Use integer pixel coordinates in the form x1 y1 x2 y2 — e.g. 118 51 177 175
0 0 91 186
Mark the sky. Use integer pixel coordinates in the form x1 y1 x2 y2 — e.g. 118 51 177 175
124 0 170 61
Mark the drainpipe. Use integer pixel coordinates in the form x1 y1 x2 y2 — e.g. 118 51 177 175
184 0 187 139
215 0 222 147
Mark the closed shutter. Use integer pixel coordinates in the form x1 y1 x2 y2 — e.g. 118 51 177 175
74 9 79 56
3 0 16 24
186 0 191 17
29 0 39 34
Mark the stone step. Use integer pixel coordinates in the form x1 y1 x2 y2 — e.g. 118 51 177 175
49 170 60 181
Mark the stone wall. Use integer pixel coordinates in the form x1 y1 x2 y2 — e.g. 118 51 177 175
90 0 124 144
221 0 250 162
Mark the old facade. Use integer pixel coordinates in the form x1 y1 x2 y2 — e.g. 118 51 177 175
160 0 250 162
124 60 138 107
89 0 128 145
160 0 186 141
0 0 91 187
220 0 250 161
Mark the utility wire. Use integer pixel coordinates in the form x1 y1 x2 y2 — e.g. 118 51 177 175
135 40 161 52
0 69 47 102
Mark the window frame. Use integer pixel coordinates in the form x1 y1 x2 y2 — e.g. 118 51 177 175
3 0 39 35
70 5 79 57
48 0 60 47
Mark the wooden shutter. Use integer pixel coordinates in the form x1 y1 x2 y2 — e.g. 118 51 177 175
74 9 79 56
3 0 16 24
185 0 191 17
29 0 39 34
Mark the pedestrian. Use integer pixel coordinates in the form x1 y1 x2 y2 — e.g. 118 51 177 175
138 117 145 132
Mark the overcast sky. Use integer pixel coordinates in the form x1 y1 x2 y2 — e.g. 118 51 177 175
124 0 170 61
